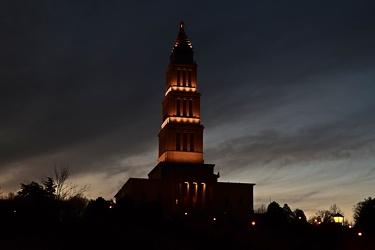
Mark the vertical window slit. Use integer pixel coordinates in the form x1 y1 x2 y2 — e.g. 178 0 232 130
176 132 180 151
190 133 194 152
183 133 187 151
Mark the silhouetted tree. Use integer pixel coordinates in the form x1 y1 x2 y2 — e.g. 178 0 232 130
0 191 16 230
314 210 332 224
265 201 287 228
353 197 375 234
14 181 60 236
44 162 89 200
43 177 56 198
267 201 282 214
329 204 343 215
255 204 267 213
7 163 91 236
294 208 307 223
84 197 112 219
17 181 47 198
283 204 295 223
61 195 89 222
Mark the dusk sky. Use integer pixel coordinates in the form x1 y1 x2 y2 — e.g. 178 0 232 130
1 1 375 222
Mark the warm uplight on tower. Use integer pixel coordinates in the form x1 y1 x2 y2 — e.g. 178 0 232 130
165 86 197 96
161 117 200 129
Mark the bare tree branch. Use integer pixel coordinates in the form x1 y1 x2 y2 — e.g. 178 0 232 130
52 161 90 200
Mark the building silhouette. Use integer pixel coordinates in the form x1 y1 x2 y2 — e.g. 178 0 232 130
115 22 255 220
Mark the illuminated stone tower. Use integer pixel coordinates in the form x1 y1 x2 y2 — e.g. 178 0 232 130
115 22 254 220
158 21 204 164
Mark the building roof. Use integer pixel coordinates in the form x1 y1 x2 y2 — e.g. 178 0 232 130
170 21 195 64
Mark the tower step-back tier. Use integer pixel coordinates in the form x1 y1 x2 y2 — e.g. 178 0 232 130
158 22 204 164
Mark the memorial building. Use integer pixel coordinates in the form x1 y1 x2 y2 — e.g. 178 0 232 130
115 22 255 220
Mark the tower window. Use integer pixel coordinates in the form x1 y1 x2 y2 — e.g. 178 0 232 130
189 99 193 117
190 133 194 151
188 71 192 87
176 132 180 150
177 70 180 86
183 133 187 151
183 99 187 116
182 70 186 86
183 182 189 196
176 99 180 116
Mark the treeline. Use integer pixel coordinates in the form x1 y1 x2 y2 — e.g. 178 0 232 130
252 199 375 235
0 165 374 249
0 165 94 235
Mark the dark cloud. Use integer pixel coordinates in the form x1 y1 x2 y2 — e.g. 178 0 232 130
206 113 375 172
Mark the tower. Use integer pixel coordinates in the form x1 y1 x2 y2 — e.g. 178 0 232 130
115 22 254 219
158 21 204 164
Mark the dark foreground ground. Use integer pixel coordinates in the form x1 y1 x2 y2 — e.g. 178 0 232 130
1 216 374 250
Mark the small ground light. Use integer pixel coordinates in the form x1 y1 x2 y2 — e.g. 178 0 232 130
358 232 362 236
213 217 216 221
251 221 256 226
184 212 188 216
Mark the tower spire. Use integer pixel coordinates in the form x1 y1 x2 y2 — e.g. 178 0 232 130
170 21 194 64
